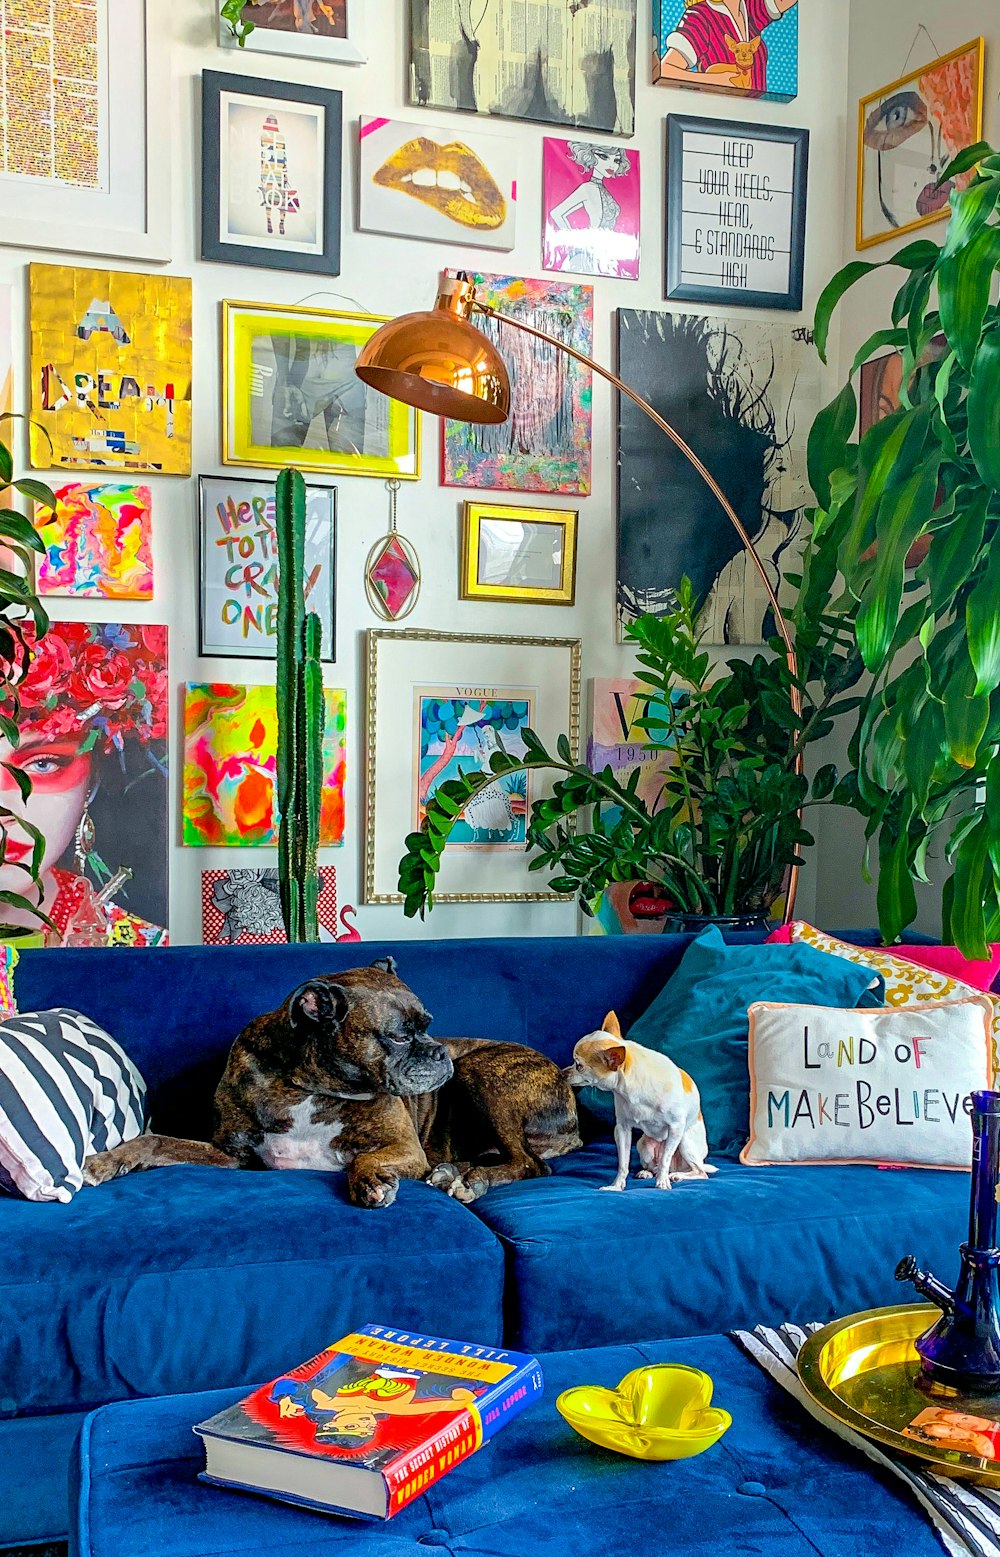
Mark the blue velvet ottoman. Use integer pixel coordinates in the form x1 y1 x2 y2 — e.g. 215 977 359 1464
71 1335 938 1557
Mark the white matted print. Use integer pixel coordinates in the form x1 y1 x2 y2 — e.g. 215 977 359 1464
199 476 336 660
359 115 519 250
219 92 325 256
219 1 364 65
365 630 581 903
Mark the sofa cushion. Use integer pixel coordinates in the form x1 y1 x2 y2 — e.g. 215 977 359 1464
470 1143 968 1352
1 1165 504 1418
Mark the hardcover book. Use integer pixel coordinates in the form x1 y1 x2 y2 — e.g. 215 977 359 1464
194 1324 543 1519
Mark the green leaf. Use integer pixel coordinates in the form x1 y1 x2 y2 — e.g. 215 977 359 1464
855 457 940 669
939 142 992 184
967 540 1000 696
902 698 945 811
11 478 55 509
949 816 992 959
940 173 1000 259
0 444 11 484
877 812 918 946
967 332 1000 487
807 381 856 510
0 510 44 553
944 650 991 768
938 224 1000 370
812 246 941 362
929 490 990 610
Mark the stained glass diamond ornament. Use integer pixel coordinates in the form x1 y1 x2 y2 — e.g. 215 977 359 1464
365 478 421 621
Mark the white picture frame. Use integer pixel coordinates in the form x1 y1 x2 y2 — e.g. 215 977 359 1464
364 629 581 905
358 114 519 251
0 0 171 263
219 5 365 65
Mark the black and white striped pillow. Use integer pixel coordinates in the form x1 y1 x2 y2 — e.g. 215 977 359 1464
0 1009 147 1202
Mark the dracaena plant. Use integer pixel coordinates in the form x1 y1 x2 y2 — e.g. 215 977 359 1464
0 418 52 933
398 575 863 922
808 140 1000 957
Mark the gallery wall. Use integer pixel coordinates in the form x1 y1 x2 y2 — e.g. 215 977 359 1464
812 1 999 935
1 0 854 945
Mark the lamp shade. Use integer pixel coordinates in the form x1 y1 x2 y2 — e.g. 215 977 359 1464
355 308 510 425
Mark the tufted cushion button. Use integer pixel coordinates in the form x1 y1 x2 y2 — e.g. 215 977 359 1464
737 1480 767 1496
418 1533 451 1547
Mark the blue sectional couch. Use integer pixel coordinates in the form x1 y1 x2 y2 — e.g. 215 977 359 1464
1 933 971 1548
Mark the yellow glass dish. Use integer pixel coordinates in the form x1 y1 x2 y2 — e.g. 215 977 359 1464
556 1364 731 1461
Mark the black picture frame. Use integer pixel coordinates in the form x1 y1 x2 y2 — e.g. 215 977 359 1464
198 475 337 663
201 70 342 274
665 116 809 312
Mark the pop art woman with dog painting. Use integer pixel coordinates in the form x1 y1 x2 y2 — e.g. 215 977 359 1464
0 622 168 946
655 0 799 100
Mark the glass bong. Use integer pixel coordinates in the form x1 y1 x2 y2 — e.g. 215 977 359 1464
897 1090 1000 1393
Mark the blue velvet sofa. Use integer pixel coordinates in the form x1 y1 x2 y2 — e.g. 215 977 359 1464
1 933 971 1548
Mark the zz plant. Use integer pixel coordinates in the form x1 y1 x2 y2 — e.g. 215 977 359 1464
398 576 862 923
809 140 1000 956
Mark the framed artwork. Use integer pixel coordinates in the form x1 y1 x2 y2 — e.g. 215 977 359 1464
0 283 11 423
358 115 519 251
460 503 577 605
616 309 819 646
182 683 346 848
29 264 192 475
199 476 336 661
665 117 809 311
859 352 903 439
857 39 985 250
219 1 365 65
223 300 420 480
585 678 676 936
653 0 799 102
13 622 169 945
0 0 170 262
202 867 346 944
35 482 153 599
440 271 593 496
364 629 581 904
201 71 342 275
542 138 640 281
409 0 636 136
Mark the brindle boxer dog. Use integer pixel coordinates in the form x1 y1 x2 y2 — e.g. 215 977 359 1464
84 958 580 1208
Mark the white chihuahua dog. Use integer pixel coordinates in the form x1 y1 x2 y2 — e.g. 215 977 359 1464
565 1013 716 1192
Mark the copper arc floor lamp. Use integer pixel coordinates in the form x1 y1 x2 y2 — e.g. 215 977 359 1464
355 272 802 921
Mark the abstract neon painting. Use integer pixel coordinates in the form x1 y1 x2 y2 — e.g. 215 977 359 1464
182 683 346 846
36 482 153 599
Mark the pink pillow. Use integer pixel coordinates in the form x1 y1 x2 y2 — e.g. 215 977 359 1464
765 924 1000 992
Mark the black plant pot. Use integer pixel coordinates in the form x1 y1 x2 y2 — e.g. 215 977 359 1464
659 911 772 936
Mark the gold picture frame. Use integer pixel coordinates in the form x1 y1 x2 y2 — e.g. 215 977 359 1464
856 38 985 252
460 502 578 606
222 299 420 479
364 628 581 904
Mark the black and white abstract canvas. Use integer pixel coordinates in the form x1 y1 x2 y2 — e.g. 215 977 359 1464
616 310 819 645
408 0 637 137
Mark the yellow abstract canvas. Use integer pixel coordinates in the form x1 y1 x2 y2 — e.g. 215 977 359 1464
29 264 192 476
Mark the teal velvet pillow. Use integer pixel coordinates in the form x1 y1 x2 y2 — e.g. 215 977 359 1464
580 926 884 1157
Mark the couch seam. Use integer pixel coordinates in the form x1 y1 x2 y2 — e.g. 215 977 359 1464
73 1408 94 1557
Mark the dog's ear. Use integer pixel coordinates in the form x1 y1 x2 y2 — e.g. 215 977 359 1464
603 1044 628 1071
289 980 350 1031
369 956 398 976
601 1011 622 1038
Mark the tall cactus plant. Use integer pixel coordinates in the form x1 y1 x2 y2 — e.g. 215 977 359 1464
275 468 325 943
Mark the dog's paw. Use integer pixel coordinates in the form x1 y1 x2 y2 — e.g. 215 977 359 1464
637 1168 655 1180
426 1162 463 1192
654 1178 673 1190
351 1169 399 1209
449 1171 489 1203
600 1180 627 1192
83 1151 127 1186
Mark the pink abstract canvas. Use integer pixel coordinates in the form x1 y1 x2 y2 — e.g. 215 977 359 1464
542 138 640 281
36 482 153 599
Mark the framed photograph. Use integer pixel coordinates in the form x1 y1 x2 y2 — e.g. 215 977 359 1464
665 116 809 311
409 0 636 136
460 503 577 605
222 300 420 480
542 138 640 281
219 1 365 65
359 115 519 251
857 39 984 251
199 475 336 660
364 629 581 904
0 0 170 262
201 71 342 275
653 0 799 102
440 271 593 496
616 308 819 647
29 263 192 475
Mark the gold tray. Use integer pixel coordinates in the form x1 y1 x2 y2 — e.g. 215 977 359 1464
797 1304 1000 1485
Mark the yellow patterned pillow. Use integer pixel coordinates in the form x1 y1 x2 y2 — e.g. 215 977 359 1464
788 923 1000 1066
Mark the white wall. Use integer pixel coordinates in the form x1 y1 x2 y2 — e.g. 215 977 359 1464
812 1 999 933
2 0 852 945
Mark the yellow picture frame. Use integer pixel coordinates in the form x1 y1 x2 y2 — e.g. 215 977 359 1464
460 502 578 606
856 38 985 252
222 300 420 479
